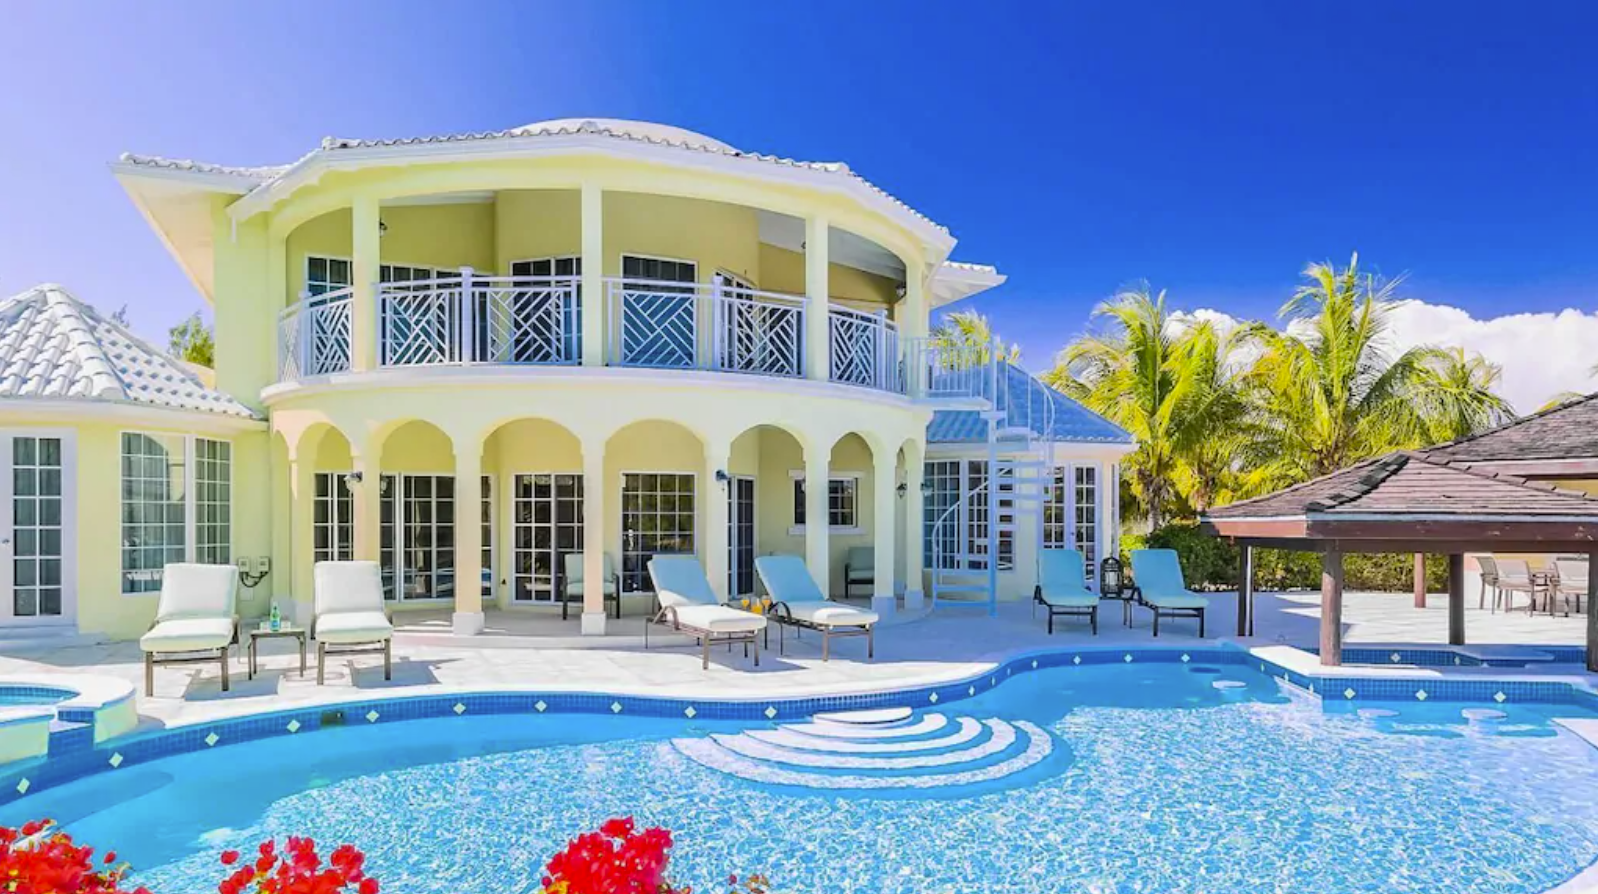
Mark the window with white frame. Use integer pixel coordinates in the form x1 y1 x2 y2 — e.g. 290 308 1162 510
921 459 1013 572
620 473 695 594
120 433 231 594
305 256 351 299
1074 466 1099 576
512 473 584 603
314 472 355 564
1043 466 1069 549
791 476 859 530
923 460 961 568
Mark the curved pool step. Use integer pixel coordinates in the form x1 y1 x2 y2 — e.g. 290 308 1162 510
674 720 1052 791
812 707 913 726
746 717 984 754
779 712 950 740
713 720 1016 769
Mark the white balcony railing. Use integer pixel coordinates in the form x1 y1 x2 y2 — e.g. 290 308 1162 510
828 306 902 392
379 273 580 368
904 336 992 399
278 288 353 380
605 277 806 377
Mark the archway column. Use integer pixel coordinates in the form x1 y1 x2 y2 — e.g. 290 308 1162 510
902 443 926 611
580 437 608 634
871 446 898 618
350 441 383 563
804 447 831 597
452 436 485 636
288 449 318 627
704 438 732 603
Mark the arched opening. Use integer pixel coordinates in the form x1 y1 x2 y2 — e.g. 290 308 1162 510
809 431 878 598
724 423 807 599
605 420 705 600
481 418 584 609
375 421 456 603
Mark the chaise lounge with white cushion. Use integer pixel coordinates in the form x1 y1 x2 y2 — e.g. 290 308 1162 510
1033 549 1101 635
646 555 767 670
755 554 878 660
1129 549 1208 637
139 563 240 696
312 561 395 685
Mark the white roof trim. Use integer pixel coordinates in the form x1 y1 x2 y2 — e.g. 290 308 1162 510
0 398 265 433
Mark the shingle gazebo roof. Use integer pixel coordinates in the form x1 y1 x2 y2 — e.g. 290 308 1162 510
1425 392 1598 465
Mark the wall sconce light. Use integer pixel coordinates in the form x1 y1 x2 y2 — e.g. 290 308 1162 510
344 471 363 492
714 469 731 488
378 220 388 237
920 479 934 498
896 482 908 498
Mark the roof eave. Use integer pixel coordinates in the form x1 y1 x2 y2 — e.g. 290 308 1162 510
930 264 1006 308
111 166 224 304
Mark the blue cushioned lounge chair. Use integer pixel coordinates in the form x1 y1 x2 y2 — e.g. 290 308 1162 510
1129 549 1208 637
754 554 878 660
1033 549 1101 635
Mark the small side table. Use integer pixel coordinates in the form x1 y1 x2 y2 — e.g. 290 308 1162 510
248 624 307 680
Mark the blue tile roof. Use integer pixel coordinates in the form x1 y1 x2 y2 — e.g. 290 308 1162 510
927 365 1133 445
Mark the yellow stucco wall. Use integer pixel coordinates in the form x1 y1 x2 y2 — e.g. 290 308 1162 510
285 203 497 302
758 243 899 308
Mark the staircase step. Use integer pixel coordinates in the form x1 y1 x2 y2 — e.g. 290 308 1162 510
935 584 991 594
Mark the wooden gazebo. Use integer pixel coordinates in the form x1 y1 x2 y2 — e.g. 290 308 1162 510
1199 449 1598 671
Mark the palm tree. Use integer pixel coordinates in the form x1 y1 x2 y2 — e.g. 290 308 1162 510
930 310 1021 364
1240 253 1498 488
1045 286 1216 529
1167 321 1258 513
1414 346 1514 442
168 312 216 368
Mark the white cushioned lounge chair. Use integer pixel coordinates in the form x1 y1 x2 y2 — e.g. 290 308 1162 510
754 554 878 660
139 563 240 696
646 555 766 670
1033 549 1101 635
312 561 394 685
1129 549 1208 637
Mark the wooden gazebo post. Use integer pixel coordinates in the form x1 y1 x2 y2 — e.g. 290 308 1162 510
1412 553 1426 608
1236 544 1254 637
1588 550 1598 674
1447 553 1465 646
1320 548 1343 666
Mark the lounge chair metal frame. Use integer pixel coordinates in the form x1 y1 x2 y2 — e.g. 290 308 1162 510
1131 585 1205 637
766 601 875 660
1032 587 1098 635
143 621 239 696
646 601 761 670
311 614 393 685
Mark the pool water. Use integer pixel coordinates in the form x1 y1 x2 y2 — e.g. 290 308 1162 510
9 663 1598 894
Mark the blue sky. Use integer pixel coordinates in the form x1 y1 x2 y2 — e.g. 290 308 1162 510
2 2 1596 396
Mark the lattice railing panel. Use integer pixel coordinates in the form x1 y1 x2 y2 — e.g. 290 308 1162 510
829 307 896 390
278 290 352 381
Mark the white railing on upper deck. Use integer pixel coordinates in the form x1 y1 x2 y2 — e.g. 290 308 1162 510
278 288 354 380
904 336 991 400
379 271 581 368
605 277 806 378
828 306 902 392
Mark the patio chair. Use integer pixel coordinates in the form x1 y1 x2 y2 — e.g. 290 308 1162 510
1491 557 1541 613
139 563 240 697
562 552 620 619
1128 549 1208 637
1033 549 1101 635
843 546 873 599
646 555 767 670
1554 557 1589 617
1475 555 1501 610
312 561 394 685
754 554 877 660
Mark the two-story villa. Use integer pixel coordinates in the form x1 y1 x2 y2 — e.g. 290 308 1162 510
0 118 1130 642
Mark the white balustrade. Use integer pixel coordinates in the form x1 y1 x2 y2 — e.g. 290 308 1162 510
605 278 806 378
278 288 353 380
828 307 903 392
378 271 581 368
904 336 993 400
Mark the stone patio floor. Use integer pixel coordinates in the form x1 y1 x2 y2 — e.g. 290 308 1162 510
0 588 1591 735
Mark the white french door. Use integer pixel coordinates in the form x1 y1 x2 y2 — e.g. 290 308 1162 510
511 472 583 603
0 432 74 628
727 475 755 598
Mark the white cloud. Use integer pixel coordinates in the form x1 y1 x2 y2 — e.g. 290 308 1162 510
1178 300 1598 414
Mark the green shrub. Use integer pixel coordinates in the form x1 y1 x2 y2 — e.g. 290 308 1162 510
1131 523 1450 592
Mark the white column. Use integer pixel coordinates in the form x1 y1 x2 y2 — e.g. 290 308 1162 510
581 440 607 634
704 441 731 604
350 444 383 564
452 443 484 636
804 215 830 382
581 183 604 367
903 255 928 398
871 449 898 618
902 447 925 611
1093 462 1109 590
804 448 831 596
351 196 380 372
288 452 317 627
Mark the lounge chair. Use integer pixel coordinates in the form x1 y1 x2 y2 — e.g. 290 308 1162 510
1554 557 1589 617
646 555 767 670
1491 557 1541 613
843 546 873 599
1033 549 1101 635
312 561 394 685
562 552 620 619
1475 554 1501 610
754 555 878 660
139 563 240 696
1129 549 1208 637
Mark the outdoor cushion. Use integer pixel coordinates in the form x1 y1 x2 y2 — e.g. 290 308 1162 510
844 547 874 580
1141 592 1209 609
648 555 721 609
140 617 234 653
314 561 385 615
562 553 618 597
154 563 238 622
669 604 767 634
314 610 393 645
782 601 879 627
754 555 877 627
1038 549 1099 607
1131 549 1208 607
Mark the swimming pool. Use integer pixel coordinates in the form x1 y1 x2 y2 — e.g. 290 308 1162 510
8 660 1598 894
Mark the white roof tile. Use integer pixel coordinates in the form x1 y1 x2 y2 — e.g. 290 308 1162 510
0 285 258 419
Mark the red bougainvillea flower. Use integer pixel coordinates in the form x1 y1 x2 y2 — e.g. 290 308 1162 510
0 818 150 894
216 836 379 894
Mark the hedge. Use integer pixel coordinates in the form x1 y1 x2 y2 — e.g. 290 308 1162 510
1125 522 1448 592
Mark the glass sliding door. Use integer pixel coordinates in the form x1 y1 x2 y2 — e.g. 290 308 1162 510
3 434 70 626
511 472 584 603
620 472 695 594
727 475 755 598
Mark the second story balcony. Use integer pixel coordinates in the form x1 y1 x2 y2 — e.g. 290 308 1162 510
278 269 905 393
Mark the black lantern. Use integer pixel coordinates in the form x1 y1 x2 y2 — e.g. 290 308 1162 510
1099 556 1124 598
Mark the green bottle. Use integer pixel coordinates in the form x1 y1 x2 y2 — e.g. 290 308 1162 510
269 601 281 632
